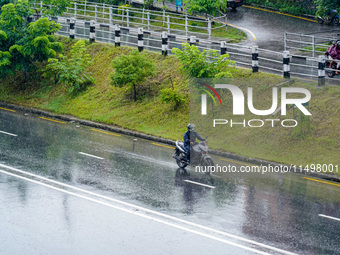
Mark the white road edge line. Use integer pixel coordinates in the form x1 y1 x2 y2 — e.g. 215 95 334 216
0 163 297 255
0 130 17 137
184 179 215 189
79 152 104 160
319 214 340 222
0 169 271 255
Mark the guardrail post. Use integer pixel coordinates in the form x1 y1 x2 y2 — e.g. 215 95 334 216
122 6 124 21
126 9 129 28
162 31 168 56
90 20 95 43
142 8 145 24
220 41 227 55
115 24 121 47
312 35 315 58
84 0 87 16
167 15 170 34
147 12 150 31
109 7 113 25
283 51 290 79
95 5 98 22
138 28 144 52
27 16 33 23
190 36 196 46
109 25 114 44
185 14 188 37
284 32 287 51
163 9 165 26
74 2 77 19
40 1 43 18
318 55 325 86
69 19 75 39
252 46 259 73
102 4 105 20
208 18 211 39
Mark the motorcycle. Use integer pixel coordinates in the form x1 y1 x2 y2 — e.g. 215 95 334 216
325 57 340 78
172 138 214 172
317 10 339 26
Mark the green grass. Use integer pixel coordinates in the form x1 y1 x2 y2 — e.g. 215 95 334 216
299 42 330 55
0 38 339 174
0 37 190 141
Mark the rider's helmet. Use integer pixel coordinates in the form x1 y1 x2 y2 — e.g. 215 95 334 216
337 40 340 47
187 123 196 131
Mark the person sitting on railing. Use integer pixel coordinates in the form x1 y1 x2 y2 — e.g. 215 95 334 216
325 40 340 75
175 0 183 12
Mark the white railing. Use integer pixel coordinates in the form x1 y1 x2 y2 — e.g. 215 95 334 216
29 2 340 86
284 32 339 58
32 0 225 39
54 17 340 86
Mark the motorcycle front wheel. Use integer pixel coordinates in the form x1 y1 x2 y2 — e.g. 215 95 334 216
325 61 336 78
333 17 340 26
201 158 214 174
176 152 188 168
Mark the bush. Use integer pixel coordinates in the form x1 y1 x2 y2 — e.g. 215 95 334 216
118 4 133 15
172 43 234 79
43 40 94 95
246 0 316 15
160 87 185 110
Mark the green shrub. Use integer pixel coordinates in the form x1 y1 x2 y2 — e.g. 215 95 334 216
246 0 316 15
160 87 185 109
118 4 133 15
43 40 94 95
172 43 234 79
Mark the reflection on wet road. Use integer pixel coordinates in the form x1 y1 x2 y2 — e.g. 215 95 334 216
227 7 335 50
0 109 340 254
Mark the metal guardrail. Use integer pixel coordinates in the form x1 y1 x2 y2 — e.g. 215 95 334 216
30 1 340 86
55 17 340 85
284 32 340 58
32 0 227 39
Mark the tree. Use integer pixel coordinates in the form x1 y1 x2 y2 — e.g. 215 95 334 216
183 0 227 16
26 0 71 18
172 43 234 78
43 40 94 95
314 0 340 16
0 0 62 82
110 50 155 102
0 0 70 17
0 0 11 10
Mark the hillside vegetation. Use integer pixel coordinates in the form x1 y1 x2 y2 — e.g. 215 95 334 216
0 37 339 170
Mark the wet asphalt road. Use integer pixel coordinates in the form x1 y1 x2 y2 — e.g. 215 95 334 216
1 109 340 255
226 6 339 50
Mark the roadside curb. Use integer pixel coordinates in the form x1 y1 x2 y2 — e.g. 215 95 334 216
1 101 339 183
243 4 317 22
0 101 176 146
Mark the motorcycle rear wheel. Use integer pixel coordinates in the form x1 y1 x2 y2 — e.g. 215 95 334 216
333 17 340 26
176 152 188 168
317 17 323 24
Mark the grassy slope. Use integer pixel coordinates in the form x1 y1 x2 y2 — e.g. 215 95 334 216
0 38 339 170
0 38 190 140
